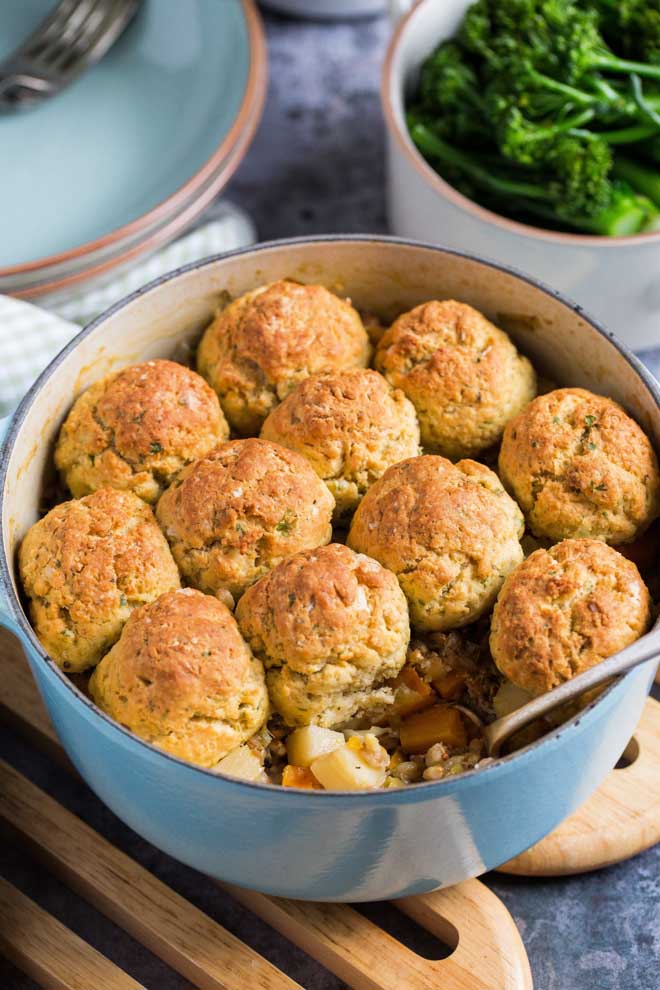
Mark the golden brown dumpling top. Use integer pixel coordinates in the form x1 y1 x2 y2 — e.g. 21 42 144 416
490 538 651 696
19 488 180 673
197 280 371 435
55 359 228 503
499 387 660 544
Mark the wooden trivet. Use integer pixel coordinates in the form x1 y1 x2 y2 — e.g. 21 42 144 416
0 628 532 990
498 694 660 876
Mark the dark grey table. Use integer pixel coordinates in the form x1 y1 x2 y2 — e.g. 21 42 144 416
2 10 659 990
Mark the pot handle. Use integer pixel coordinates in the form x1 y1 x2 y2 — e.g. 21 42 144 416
0 411 25 639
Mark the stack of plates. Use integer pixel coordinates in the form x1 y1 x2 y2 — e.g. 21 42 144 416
0 0 266 299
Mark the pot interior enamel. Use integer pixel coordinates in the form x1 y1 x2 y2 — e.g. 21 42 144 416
1 237 658 901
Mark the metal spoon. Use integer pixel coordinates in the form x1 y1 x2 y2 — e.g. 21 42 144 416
476 629 660 757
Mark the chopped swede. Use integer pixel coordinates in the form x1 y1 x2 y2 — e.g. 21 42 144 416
282 765 323 789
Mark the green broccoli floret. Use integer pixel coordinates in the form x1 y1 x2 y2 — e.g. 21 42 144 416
415 42 490 144
590 0 660 65
547 134 614 215
419 42 480 112
525 181 660 234
462 0 660 84
409 120 659 235
464 6 660 150
489 101 597 165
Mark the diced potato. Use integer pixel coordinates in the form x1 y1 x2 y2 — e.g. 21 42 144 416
399 705 468 754
311 738 388 791
493 681 533 719
286 725 344 768
391 665 436 716
214 745 267 782
432 670 466 700
282 765 323 789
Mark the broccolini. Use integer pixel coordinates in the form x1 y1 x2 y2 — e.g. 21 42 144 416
408 0 660 235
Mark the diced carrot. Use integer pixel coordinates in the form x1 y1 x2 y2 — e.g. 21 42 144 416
397 666 427 691
432 670 466 700
391 665 436 716
399 705 468 754
282 765 323 789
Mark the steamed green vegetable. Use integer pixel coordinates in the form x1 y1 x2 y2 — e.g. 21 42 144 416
408 0 660 235
592 0 660 64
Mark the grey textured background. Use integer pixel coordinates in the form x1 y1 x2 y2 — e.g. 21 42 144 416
1 8 659 990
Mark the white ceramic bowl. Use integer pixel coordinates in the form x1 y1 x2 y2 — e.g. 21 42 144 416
382 0 660 351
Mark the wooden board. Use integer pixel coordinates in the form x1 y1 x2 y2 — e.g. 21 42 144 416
226 881 532 990
0 629 533 990
0 876 140 990
0 758 299 990
498 695 660 876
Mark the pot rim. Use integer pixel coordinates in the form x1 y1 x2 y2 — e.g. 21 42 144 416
2 233 658 800
0 0 267 278
381 0 660 250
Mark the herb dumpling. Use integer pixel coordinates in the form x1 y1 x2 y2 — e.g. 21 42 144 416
19 488 180 673
348 455 524 631
55 359 229 504
90 589 269 767
499 387 660 543
236 544 410 728
156 439 334 603
375 300 536 459
197 280 371 436
490 539 651 696
261 368 420 523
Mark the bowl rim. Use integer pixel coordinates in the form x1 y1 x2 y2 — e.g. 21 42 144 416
0 0 267 279
9 89 265 301
381 0 660 250
2 233 658 800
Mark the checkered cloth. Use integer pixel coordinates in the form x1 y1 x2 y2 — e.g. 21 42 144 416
0 202 255 417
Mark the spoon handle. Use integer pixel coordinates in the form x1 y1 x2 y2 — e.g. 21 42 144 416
484 626 660 756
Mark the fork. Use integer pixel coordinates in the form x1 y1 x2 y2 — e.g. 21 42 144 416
0 0 141 112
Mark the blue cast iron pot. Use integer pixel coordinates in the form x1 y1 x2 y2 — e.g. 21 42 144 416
1 237 657 902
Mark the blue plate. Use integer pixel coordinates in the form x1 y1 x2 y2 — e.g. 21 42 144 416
0 0 258 268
